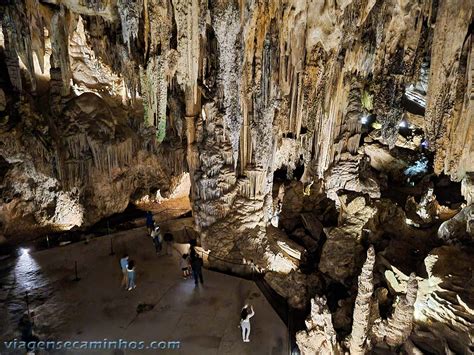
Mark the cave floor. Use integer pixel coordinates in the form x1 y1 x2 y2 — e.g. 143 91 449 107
0 226 288 354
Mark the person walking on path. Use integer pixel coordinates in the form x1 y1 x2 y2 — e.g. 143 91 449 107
163 232 174 255
180 253 190 279
120 254 129 289
127 260 137 291
240 304 255 342
146 211 154 235
151 225 163 254
190 248 204 286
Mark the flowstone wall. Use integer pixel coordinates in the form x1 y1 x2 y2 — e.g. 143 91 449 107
0 1 473 352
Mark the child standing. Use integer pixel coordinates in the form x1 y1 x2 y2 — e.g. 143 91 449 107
180 254 190 279
120 254 129 289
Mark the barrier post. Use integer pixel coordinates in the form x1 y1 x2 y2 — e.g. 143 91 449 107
25 291 30 317
109 235 115 256
74 261 80 281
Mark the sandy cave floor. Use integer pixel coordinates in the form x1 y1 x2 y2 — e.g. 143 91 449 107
0 224 288 355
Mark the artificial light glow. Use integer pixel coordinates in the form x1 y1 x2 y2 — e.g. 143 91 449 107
399 120 408 128
360 115 369 124
20 248 30 255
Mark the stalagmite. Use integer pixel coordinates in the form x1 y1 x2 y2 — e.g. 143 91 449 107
296 297 340 355
372 273 418 347
1 1 474 352
349 245 376 355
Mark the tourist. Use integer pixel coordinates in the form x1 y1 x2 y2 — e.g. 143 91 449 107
180 253 190 279
127 260 136 291
19 311 38 344
146 211 154 234
190 248 204 286
151 225 163 254
163 232 174 255
240 304 255 342
120 254 129 289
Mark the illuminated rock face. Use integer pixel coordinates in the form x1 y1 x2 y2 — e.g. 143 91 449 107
383 246 474 353
0 0 473 352
296 296 340 355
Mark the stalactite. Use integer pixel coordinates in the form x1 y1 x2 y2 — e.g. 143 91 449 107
213 4 242 166
140 56 167 142
50 6 72 96
117 0 143 53
1 24 22 92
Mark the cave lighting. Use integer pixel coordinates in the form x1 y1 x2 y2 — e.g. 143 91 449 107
399 120 408 128
360 115 369 124
15 247 43 290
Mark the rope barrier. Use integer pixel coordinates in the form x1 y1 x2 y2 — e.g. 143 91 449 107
152 207 190 217
183 226 257 268
199 248 253 267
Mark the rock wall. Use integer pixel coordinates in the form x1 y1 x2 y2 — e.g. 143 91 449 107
0 1 473 352
0 1 187 243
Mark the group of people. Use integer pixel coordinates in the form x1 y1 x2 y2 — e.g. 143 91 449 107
180 246 204 286
120 254 136 291
146 211 174 255
123 210 254 342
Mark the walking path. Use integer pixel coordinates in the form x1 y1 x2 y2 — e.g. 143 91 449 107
0 224 288 354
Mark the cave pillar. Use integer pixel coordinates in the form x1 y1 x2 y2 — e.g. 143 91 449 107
49 6 72 114
1 27 22 92
184 85 201 207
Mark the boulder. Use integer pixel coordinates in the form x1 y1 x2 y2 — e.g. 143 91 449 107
319 197 376 283
296 297 341 355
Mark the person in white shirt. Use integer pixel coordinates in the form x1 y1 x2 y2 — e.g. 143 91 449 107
150 225 162 254
240 304 255 342
179 253 190 279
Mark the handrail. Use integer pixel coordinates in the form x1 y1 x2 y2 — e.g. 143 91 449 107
182 226 257 268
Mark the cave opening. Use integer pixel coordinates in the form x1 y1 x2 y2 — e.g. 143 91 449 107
273 166 288 181
293 159 305 181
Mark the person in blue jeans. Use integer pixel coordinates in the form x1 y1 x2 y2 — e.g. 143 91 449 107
120 254 129 289
127 260 136 291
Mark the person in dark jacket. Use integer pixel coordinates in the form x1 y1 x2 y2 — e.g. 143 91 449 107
190 248 204 286
19 311 38 345
145 211 154 234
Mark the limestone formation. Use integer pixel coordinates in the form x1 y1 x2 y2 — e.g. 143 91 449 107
438 205 474 243
372 273 418 347
384 246 474 353
319 196 376 283
0 1 473 353
296 297 340 355
349 245 376 355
